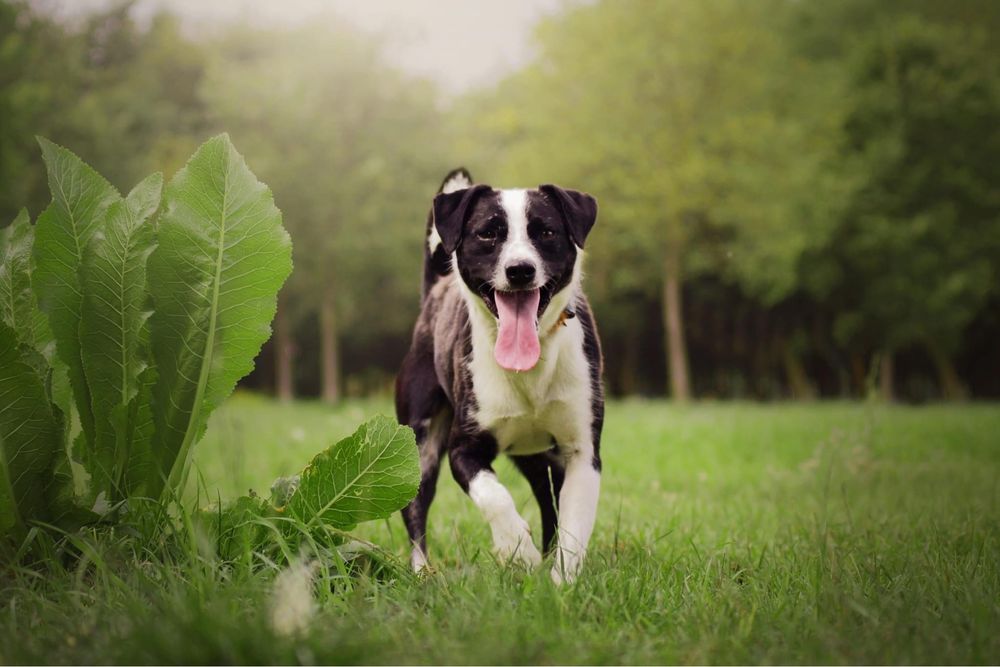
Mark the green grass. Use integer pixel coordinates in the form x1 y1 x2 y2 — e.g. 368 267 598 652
3 394 999 664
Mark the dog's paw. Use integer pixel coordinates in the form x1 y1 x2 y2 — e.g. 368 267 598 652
492 517 542 569
410 547 430 573
550 549 583 585
500 538 542 570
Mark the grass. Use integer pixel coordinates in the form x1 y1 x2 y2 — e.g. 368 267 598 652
2 393 999 664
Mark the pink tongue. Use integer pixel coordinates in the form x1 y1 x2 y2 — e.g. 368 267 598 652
494 289 541 371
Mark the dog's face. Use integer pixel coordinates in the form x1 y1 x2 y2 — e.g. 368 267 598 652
433 184 597 371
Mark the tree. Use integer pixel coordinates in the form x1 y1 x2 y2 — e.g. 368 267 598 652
819 17 1000 400
456 0 835 401
201 20 447 402
0 1 81 219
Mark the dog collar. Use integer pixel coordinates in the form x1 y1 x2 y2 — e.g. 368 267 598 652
547 308 576 337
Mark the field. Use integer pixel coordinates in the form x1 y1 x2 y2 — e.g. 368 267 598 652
3 394 999 664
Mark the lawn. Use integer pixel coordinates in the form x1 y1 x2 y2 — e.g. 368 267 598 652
3 394 999 664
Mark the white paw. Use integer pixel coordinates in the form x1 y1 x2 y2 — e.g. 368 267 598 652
468 472 542 570
550 549 582 585
410 547 429 573
492 516 542 569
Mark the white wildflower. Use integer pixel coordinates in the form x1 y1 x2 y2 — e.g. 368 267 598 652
269 557 320 637
91 491 111 516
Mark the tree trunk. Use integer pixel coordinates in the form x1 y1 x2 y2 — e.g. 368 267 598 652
878 351 894 402
620 328 639 396
850 352 866 398
928 347 968 401
274 296 294 402
662 246 691 402
782 346 816 401
319 283 341 405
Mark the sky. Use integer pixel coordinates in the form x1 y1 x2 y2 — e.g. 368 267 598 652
32 0 576 97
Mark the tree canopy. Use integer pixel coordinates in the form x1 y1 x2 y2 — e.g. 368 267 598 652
2 0 998 401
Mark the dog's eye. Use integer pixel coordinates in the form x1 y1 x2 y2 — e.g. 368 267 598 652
529 217 556 241
534 226 556 240
476 229 497 242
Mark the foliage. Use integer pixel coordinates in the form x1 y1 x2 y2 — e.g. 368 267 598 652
3 399 999 663
0 134 293 541
818 17 1000 358
453 0 1000 398
0 322 65 534
2 0 1000 400
146 135 292 499
203 415 419 561
1 133 420 565
200 22 450 394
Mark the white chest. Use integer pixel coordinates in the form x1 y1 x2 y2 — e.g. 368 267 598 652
468 317 593 454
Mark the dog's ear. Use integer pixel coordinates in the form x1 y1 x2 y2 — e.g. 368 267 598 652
539 184 598 249
433 184 491 254
438 167 474 194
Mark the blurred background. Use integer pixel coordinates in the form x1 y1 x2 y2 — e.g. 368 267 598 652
3 0 998 403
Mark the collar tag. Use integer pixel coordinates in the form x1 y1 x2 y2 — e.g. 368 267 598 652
547 308 576 337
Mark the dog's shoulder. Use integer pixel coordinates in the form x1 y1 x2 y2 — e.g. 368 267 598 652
415 275 472 404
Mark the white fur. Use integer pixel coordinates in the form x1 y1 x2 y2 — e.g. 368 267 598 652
468 471 542 568
411 545 429 572
427 225 443 255
551 458 601 584
458 254 600 583
429 173 473 255
442 172 472 194
459 256 588 454
494 189 546 290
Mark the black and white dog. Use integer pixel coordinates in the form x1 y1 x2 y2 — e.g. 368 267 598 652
395 168 604 584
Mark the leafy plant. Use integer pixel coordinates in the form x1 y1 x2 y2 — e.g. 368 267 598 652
0 134 297 540
205 415 419 561
1 135 419 559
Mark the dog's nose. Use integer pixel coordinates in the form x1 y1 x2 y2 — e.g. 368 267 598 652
505 263 536 287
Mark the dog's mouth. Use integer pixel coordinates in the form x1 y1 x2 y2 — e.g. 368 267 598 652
479 284 551 372
480 284 553 319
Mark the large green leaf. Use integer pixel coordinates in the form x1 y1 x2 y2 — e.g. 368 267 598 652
282 416 419 530
80 173 161 498
33 138 121 450
119 365 157 498
0 323 65 537
147 134 292 499
0 432 13 535
0 209 54 360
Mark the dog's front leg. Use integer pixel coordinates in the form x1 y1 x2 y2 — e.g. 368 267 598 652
551 450 601 585
449 430 542 569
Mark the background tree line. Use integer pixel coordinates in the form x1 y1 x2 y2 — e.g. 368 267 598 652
2 0 998 402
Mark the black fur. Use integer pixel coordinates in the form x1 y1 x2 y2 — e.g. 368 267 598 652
432 184 492 255
398 170 604 567
423 168 474 298
511 452 566 553
539 184 598 249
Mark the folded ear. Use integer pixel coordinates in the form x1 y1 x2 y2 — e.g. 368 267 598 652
433 184 491 254
539 184 598 249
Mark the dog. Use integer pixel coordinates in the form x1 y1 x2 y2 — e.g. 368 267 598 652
395 168 604 584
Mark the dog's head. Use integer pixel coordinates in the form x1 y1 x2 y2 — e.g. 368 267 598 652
432 184 597 372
